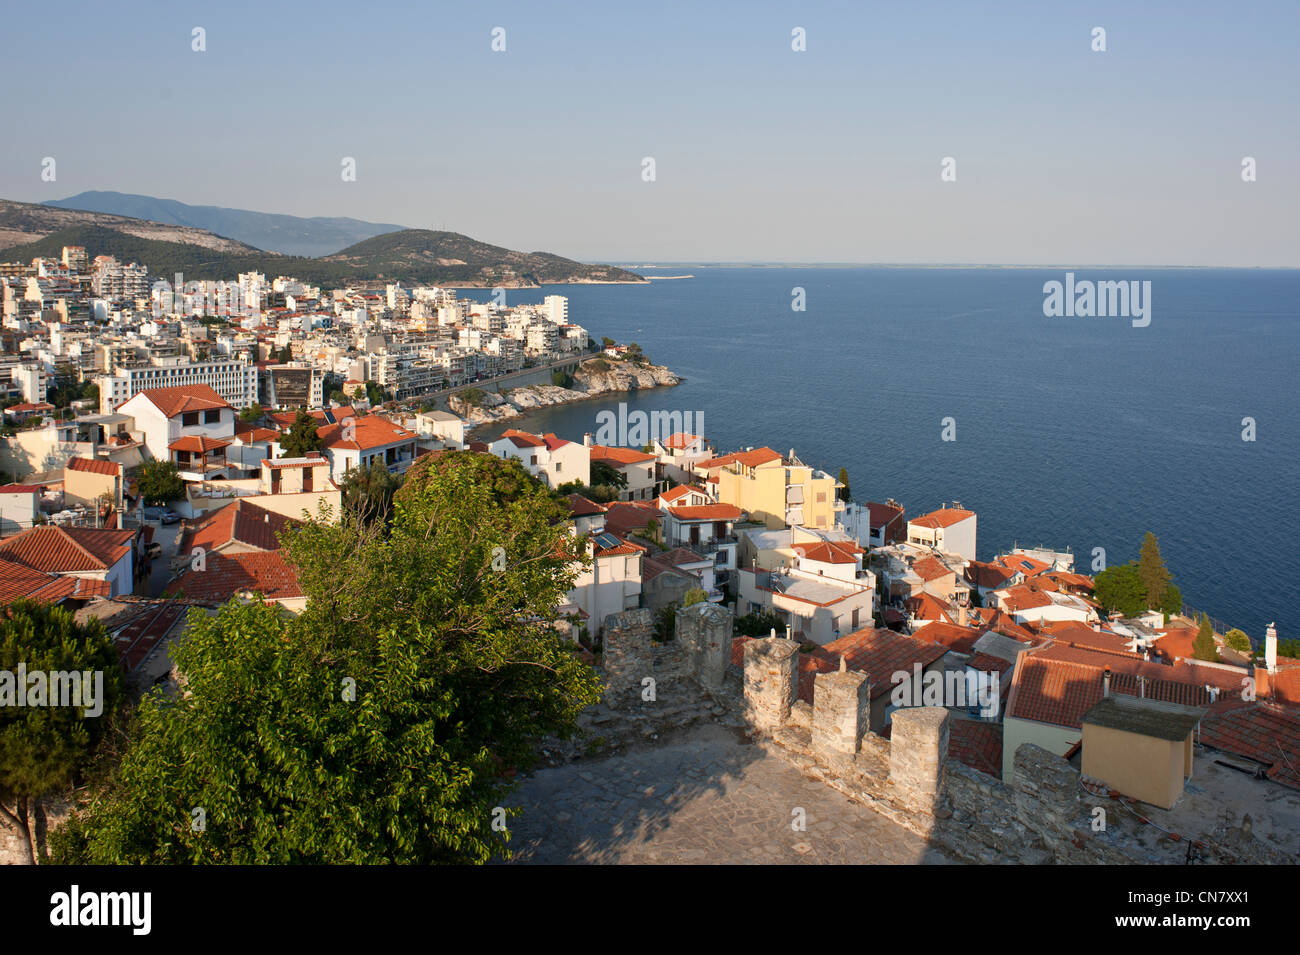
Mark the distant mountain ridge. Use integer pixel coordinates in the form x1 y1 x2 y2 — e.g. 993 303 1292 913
45 191 406 257
0 198 644 287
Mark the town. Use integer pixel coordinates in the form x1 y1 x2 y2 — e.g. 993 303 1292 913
0 243 1296 868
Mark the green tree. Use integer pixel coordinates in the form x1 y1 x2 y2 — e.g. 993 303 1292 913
51 452 601 864
340 457 401 525
837 466 851 503
276 344 293 363
1137 532 1172 610
1223 629 1251 654
590 461 628 492
735 610 785 638
0 601 124 864
1159 583 1182 618
279 408 322 458
1192 614 1218 662
239 402 264 422
551 369 573 388
683 587 708 607
137 460 184 504
1092 563 1146 618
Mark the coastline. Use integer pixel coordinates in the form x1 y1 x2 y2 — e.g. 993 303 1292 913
452 359 681 434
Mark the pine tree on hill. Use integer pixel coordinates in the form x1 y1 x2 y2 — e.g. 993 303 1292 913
1137 531 1172 610
1192 613 1218 662
837 467 851 503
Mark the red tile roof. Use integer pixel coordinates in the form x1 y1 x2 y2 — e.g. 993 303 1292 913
180 499 296 554
0 525 134 573
905 592 956 624
965 559 1016 590
0 483 43 494
5 401 54 413
912 620 984 654
910 507 975 529
793 540 862 564
499 429 545 449
318 415 416 452
168 435 232 453
666 503 743 521
589 444 657 466
660 432 701 450
133 384 230 418
164 551 303 603
66 456 121 476
912 556 953 582
820 628 949 701
696 447 783 470
659 484 706 504
1006 654 1212 730
1200 702 1300 790
947 719 1004 778
566 494 607 517
0 556 110 605
866 501 904 527
603 501 661 536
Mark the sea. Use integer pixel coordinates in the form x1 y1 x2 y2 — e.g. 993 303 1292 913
457 266 1300 643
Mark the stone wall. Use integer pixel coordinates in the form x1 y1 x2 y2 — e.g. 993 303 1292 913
572 606 1293 865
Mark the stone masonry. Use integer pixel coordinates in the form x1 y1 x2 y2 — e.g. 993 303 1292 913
601 608 653 699
674 601 732 689
548 603 1294 864
810 662 871 763
888 707 949 814
742 634 801 731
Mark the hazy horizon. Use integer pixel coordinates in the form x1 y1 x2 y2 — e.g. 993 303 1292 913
4 1 1297 267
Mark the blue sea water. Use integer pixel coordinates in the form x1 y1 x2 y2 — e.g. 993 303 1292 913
461 267 1300 643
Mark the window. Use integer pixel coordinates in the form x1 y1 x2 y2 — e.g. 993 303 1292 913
182 412 199 426
204 409 220 424
555 461 562 473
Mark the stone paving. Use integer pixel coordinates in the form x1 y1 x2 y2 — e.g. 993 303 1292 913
505 724 954 864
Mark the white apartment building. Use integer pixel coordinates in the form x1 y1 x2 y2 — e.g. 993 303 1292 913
98 358 258 414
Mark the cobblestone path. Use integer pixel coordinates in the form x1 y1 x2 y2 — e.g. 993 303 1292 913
505 724 953 864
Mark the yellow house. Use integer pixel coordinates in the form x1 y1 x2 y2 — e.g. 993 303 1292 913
64 456 124 508
713 447 841 530
1081 695 1205 809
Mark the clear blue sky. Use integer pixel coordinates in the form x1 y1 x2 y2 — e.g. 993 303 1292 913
3 0 1297 265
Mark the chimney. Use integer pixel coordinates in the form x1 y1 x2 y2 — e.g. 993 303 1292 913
583 432 593 447
1103 667 1111 697
958 601 968 628
1265 621 1278 673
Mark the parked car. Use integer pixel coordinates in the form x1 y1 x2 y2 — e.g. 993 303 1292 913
142 506 180 524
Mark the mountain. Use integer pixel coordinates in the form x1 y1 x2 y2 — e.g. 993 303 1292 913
0 199 644 286
45 191 406 257
321 230 645 285
0 198 259 255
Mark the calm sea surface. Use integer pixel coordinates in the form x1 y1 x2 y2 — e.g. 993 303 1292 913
460 267 1299 642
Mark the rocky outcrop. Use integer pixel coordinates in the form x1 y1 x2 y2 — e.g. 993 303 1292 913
452 359 679 430
573 360 679 395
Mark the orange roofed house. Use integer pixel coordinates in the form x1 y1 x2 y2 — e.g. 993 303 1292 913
487 430 590 489
585 439 658 501
116 385 237 481
315 414 418 482
907 504 977 562
702 447 842 531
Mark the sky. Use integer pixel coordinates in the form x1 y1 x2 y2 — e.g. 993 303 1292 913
3 0 1298 265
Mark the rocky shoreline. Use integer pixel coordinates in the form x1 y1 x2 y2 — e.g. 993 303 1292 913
450 358 680 431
